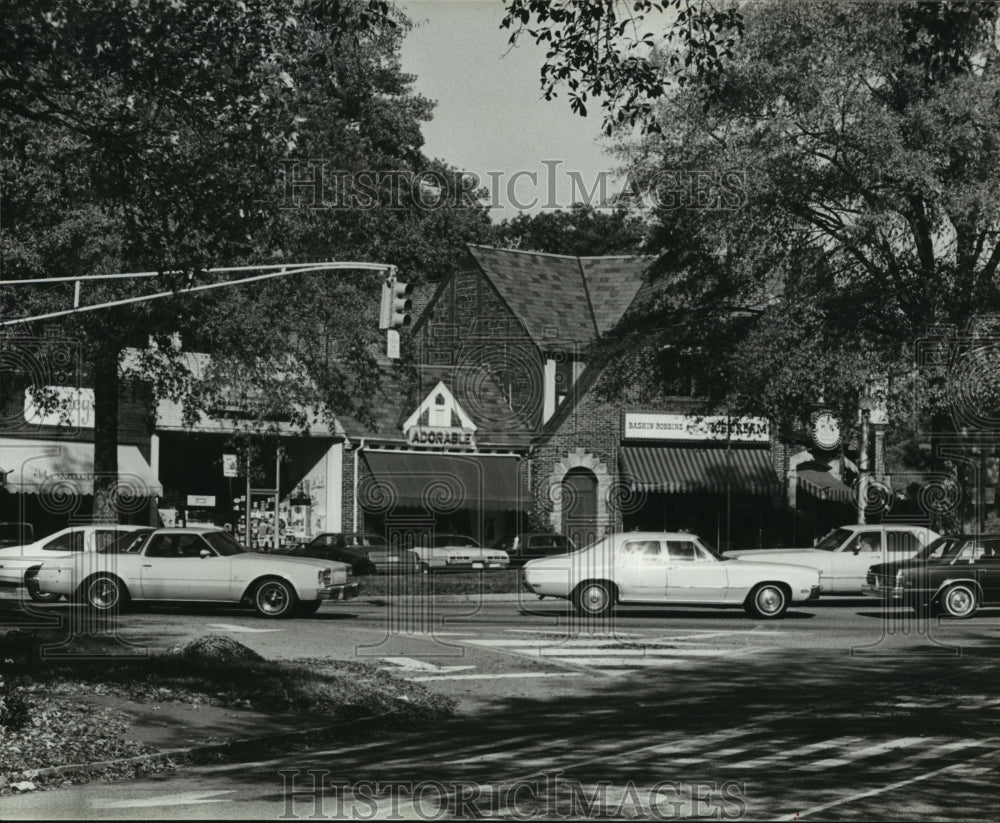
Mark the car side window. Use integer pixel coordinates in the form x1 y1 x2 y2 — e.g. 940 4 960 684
845 532 882 553
621 540 662 561
145 535 177 558
176 534 213 558
887 532 921 553
94 530 121 553
43 531 85 552
666 541 699 561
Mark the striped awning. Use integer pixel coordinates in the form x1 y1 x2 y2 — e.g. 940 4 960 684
620 446 779 495
797 469 853 504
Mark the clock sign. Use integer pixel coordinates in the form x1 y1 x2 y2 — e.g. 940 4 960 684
812 412 841 450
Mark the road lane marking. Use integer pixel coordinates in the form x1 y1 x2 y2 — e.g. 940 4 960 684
797 737 927 770
738 737 868 769
97 790 237 808
206 623 283 633
380 656 475 673
406 672 585 682
775 737 1000 820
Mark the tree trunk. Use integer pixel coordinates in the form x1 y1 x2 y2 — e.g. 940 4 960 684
92 348 121 522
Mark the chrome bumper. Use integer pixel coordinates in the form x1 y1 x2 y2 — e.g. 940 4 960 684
317 582 360 601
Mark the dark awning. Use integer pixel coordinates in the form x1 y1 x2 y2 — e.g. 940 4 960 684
620 446 779 495
797 469 853 504
361 451 526 510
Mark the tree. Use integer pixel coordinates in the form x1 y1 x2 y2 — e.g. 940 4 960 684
0 1 492 518
496 203 647 256
590 0 1000 528
500 0 744 134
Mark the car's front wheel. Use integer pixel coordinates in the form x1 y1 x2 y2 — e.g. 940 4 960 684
252 577 298 619
745 583 788 619
82 575 128 612
940 584 978 619
25 568 61 602
573 581 615 618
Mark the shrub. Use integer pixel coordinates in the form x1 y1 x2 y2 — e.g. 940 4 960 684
0 679 31 734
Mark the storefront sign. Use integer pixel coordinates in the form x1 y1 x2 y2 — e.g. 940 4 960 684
23 387 95 429
187 495 216 507
405 426 476 448
222 454 238 478
624 412 770 443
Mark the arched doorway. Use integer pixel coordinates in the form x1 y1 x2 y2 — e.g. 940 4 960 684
562 467 598 549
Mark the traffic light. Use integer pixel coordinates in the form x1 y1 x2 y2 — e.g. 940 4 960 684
379 275 413 330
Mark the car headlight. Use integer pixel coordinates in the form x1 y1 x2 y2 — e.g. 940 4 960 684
319 569 332 586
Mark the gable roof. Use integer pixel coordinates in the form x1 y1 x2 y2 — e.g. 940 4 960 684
464 245 649 349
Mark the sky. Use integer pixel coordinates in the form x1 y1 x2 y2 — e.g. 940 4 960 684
397 1 624 220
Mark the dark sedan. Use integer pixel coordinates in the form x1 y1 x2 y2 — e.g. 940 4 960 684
493 533 576 567
864 533 1000 618
289 532 420 575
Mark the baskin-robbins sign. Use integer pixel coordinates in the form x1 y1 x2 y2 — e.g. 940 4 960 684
24 387 95 429
624 412 770 443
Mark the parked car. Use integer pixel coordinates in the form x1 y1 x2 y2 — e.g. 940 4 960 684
288 532 420 575
522 530 821 619
410 534 509 573
35 527 358 618
0 524 152 602
724 524 940 595
0 522 34 549
864 533 1000 618
493 533 576 566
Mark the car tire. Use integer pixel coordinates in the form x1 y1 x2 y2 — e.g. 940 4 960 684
573 581 615 618
297 600 322 618
252 577 298 619
82 575 128 613
25 568 61 603
940 584 978 619
745 583 788 619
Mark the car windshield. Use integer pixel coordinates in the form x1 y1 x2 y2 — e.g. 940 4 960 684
815 527 854 551
202 531 249 556
913 537 959 560
696 537 725 559
354 534 387 548
432 534 480 548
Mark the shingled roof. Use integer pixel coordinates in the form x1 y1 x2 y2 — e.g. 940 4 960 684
465 245 649 349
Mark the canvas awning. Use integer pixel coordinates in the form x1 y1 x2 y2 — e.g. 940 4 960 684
361 451 526 510
620 446 780 495
0 438 162 496
797 468 853 504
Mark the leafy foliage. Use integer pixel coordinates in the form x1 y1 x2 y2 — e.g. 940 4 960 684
496 203 647 256
500 0 744 134
599 0 1000 443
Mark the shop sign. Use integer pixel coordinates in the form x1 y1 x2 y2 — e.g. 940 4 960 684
187 494 216 507
222 454 238 478
24 386 95 429
405 426 476 448
624 412 770 443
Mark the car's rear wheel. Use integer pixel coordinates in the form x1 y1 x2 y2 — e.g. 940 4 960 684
745 583 788 619
573 581 615 618
83 575 128 612
940 584 978 619
252 577 298 619
297 600 322 618
25 568 61 602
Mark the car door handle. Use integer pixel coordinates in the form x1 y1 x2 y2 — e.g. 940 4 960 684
142 564 152 568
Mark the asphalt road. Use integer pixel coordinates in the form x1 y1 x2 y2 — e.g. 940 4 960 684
5 594 1000 820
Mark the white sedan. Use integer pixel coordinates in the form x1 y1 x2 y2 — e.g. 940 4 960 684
522 531 821 619
725 524 940 595
36 527 358 618
410 534 509 573
0 524 152 602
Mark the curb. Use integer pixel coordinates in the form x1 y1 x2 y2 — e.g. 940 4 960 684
10 713 379 783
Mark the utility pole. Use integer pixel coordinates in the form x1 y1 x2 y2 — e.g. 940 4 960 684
857 408 870 525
